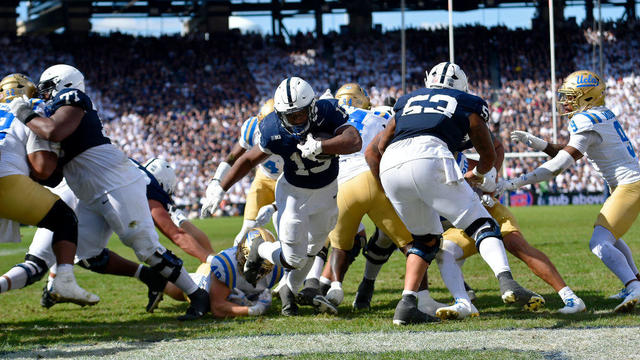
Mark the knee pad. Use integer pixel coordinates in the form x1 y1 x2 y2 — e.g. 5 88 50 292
407 234 441 263
37 200 78 246
347 233 366 265
464 217 502 249
363 228 398 265
17 254 49 285
76 248 110 274
149 249 184 282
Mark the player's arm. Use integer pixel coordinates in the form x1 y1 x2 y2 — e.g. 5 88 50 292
378 116 396 154
320 125 362 155
150 199 213 263
466 113 496 177
209 278 250 318
225 143 247 165
27 151 58 180
26 106 83 142
467 135 505 173
365 131 384 182
510 130 566 157
180 221 215 255
220 147 269 191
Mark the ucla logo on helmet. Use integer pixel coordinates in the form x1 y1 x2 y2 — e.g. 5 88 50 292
576 74 599 88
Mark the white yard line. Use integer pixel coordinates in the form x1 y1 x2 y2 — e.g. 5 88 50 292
4 326 640 360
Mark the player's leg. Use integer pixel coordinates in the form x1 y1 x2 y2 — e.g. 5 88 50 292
608 238 640 299
298 242 328 305
380 159 442 325
354 228 398 310
0 175 98 305
98 180 208 320
592 182 640 312
233 172 276 246
434 236 478 320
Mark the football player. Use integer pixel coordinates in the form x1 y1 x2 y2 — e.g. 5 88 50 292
306 83 413 309
208 99 283 245
435 152 585 319
8 64 208 320
201 76 362 316
0 73 99 306
368 62 542 325
27 158 215 313
164 227 284 318
500 70 640 312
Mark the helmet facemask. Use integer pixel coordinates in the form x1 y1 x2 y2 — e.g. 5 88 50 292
558 71 605 118
277 98 316 138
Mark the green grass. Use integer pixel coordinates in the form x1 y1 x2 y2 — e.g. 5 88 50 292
0 205 638 354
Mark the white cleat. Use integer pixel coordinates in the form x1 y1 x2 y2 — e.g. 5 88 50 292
418 295 448 317
436 298 479 320
326 286 344 307
614 287 640 313
558 296 586 314
608 287 630 300
50 271 100 307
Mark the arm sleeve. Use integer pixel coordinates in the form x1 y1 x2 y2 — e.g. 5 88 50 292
515 150 575 186
567 131 601 155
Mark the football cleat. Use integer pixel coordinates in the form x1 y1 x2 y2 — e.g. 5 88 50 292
353 278 375 310
297 284 320 306
242 232 265 287
325 286 344 307
146 288 165 313
436 298 479 320
558 296 586 314
141 270 168 313
498 273 545 311
608 287 630 300
464 281 477 302
614 287 640 313
417 294 448 317
40 285 60 309
393 294 441 325
49 270 100 307
178 288 210 321
279 285 298 316
312 295 338 315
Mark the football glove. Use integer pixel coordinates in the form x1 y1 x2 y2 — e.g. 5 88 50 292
168 205 188 227
510 130 548 151
481 194 497 208
248 289 272 316
228 288 252 306
495 177 522 195
201 179 225 217
9 96 38 124
297 133 323 161
474 167 498 193
254 203 276 228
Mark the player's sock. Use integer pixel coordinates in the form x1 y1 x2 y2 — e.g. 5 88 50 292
306 255 325 282
613 238 639 275
478 237 511 276
590 226 638 286
171 268 198 295
363 260 384 281
437 246 469 301
286 257 314 294
258 241 284 267
319 276 331 287
558 286 577 302
402 289 418 298
0 260 44 292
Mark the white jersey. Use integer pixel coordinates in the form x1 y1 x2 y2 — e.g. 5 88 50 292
337 106 391 184
0 99 57 178
191 247 284 297
239 116 284 180
567 106 640 187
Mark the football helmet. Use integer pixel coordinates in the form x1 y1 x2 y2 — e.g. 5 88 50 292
274 77 316 137
38 64 85 99
558 70 605 118
237 227 277 280
335 82 371 109
143 158 177 195
257 98 274 121
425 62 469 92
0 73 37 103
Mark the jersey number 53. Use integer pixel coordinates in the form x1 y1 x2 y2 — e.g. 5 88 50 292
402 94 458 118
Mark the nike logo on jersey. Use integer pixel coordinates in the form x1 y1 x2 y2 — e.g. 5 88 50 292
101 199 108 205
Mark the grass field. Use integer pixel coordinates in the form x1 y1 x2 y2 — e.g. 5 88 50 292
1 205 639 359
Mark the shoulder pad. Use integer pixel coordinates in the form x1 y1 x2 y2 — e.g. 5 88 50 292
568 112 599 134
240 117 260 148
51 88 91 112
211 249 237 289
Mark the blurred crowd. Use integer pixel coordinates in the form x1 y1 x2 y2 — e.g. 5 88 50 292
3 20 639 214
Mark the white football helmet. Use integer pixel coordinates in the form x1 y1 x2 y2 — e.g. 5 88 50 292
273 77 316 137
38 64 86 99
144 158 177 195
425 62 469 92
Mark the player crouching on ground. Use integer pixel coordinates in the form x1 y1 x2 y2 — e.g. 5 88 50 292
164 228 284 318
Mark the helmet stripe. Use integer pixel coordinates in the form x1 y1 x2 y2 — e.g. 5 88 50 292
286 77 293 104
439 62 451 85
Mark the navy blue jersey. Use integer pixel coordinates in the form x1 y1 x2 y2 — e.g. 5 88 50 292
130 158 173 210
259 99 350 189
391 87 489 152
47 88 111 165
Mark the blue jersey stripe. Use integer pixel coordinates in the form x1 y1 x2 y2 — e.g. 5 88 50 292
247 117 258 147
578 112 598 124
220 252 237 289
591 112 603 123
214 255 232 289
267 266 279 288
